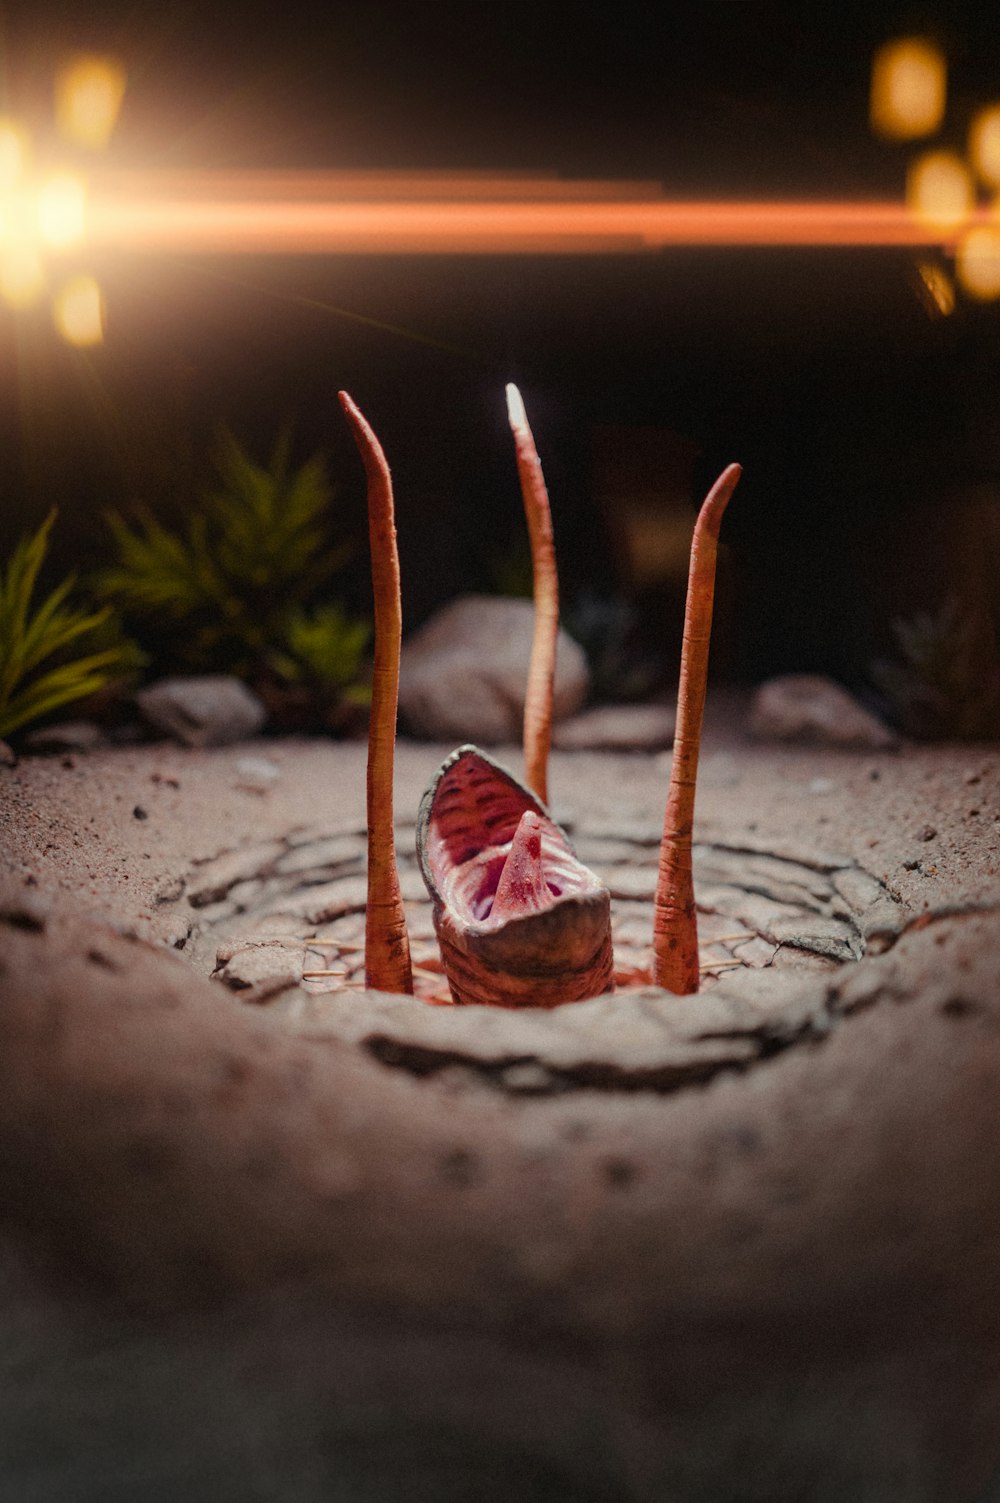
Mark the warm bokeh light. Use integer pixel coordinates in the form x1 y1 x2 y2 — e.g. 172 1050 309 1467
0 244 45 307
55 54 126 149
0 119 28 189
52 273 104 344
870 37 946 140
906 151 974 235
956 222 1000 300
969 104 1000 188
36 172 87 249
0 188 46 253
914 258 956 316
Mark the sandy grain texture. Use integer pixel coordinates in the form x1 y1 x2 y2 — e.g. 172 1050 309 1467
1 709 999 1502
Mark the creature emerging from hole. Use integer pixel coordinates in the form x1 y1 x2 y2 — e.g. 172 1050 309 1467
336 386 740 1007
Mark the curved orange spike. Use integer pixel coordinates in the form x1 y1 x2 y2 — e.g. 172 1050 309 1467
338 390 413 994
506 382 558 806
653 462 741 994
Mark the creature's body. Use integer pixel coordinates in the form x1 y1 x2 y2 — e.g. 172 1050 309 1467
341 386 739 1006
417 745 612 1007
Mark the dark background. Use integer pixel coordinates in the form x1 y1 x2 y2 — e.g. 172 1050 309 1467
2 1 1000 691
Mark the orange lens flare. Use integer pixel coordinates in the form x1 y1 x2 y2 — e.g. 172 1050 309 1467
81 173 958 254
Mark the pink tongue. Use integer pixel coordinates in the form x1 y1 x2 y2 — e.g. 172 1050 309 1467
490 811 552 920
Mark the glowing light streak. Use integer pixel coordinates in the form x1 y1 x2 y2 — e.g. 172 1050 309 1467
37 172 87 248
84 186 957 255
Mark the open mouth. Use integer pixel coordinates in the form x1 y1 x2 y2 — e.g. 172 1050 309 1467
417 745 605 928
416 745 614 1006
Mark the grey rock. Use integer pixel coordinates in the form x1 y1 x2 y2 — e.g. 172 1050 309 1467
135 676 266 747
553 703 675 752
22 720 106 754
748 675 898 749
399 595 588 743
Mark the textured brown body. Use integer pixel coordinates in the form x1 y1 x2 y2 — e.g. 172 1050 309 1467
653 462 741 994
338 391 413 995
416 745 613 1008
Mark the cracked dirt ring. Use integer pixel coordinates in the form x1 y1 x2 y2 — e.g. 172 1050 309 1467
179 821 915 1092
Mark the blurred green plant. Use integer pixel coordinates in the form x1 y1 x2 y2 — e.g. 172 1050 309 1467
94 428 372 728
0 512 139 741
272 602 372 690
257 603 373 733
872 596 1000 739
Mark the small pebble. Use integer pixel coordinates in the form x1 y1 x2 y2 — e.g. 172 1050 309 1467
902 859 922 872
234 756 281 794
23 720 105 754
918 825 937 842
133 805 148 820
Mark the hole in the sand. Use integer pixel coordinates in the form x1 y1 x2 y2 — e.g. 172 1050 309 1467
172 822 911 1014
